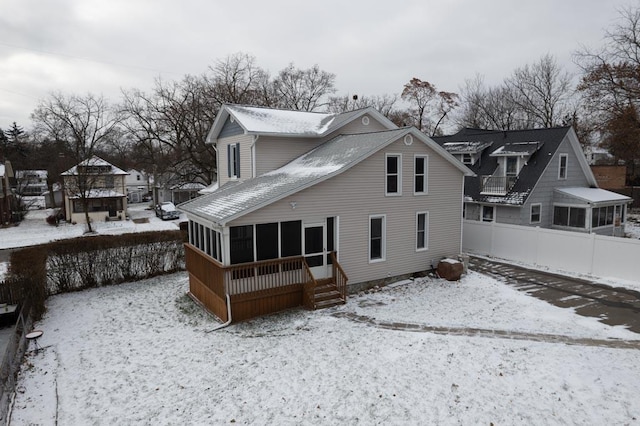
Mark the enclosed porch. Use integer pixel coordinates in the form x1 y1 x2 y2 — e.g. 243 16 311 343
185 244 347 322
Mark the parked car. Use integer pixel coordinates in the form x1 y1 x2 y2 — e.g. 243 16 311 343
155 202 180 220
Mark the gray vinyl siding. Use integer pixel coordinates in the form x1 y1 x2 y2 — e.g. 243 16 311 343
494 205 522 225
255 136 324 176
254 114 390 176
231 137 465 287
518 135 591 228
322 114 388 138
217 134 253 187
219 117 243 138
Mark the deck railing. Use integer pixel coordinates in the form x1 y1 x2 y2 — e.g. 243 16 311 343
186 244 347 309
330 252 348 300
480 175 517 195
185 244 311 297
301 262 318 310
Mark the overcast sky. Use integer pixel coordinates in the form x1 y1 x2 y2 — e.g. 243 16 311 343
1 0 638 130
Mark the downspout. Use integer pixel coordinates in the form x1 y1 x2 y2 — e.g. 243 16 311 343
205 294 232 332
250 135 259 178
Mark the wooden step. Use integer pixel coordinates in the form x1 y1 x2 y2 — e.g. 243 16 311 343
314 298 345 309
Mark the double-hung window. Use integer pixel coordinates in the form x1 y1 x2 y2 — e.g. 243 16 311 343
416 212 429 251
386 154 401 195
228 143 241 179
369 215 386 262
558 154 568 180
530 204 541 224
414 155 428 195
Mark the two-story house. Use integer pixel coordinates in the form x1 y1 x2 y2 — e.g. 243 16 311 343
15 170 48 196
178 105 473 323
433 127 632 237
61 156 129 223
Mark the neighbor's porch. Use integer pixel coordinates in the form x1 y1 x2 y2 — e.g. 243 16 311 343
185 244 347 322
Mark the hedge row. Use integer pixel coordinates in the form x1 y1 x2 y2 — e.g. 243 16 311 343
7 230 187 320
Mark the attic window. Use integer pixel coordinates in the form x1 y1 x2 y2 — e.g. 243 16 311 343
404 135 413 146
361 116 370 126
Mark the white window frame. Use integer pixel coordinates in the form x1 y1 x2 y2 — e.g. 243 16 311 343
385 154 402 196
558 154 568 180
530 203 541 224
482 205 495 222
369 214 386 263
416 211 429 252
228 143 240 179
414 154 428 195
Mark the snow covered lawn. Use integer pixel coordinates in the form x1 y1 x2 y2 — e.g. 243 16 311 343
10 272 640 425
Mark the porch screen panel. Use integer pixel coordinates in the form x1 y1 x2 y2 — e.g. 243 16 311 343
280 221 302 257
230 225 254 264
256 223 278 260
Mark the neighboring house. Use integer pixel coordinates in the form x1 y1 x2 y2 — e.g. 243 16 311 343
433 127 632 237
125 169 151 203
0 160 17 224
61 156 129 223
15 170 47 195
584 144 614 165
170 182 206 204
179 104 473 322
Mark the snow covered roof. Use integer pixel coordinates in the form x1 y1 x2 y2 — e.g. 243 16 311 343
207 104 398 142
198 182 219 195
443 141 493 155
69 189 125 199
61 156 128 176
170 182 206 191
181 127 471 225
226 105 339 135
555 187 632 204
490 141 544 157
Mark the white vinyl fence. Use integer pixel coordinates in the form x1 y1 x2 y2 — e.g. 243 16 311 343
463 220 640 282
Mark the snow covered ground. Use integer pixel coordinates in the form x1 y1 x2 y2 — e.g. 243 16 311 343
9 271 640 425
0 204 182 280
0 203 182 251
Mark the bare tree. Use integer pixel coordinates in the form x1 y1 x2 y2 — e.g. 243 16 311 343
505 54 573 128
272 64 336 111
401 78 458 136
206 52 271 106
576 5 640 182
31 92 122 231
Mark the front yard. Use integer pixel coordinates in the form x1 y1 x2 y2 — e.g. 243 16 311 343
10 271 640 425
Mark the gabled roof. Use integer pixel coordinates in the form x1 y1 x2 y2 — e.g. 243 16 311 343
433 127 595 206
206 104 397 143
180 127 472 225
61 156 128 176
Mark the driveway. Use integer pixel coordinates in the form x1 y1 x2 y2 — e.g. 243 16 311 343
469 256 640 334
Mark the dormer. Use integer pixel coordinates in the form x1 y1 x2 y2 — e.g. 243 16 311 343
442 141 493 166
489 141 544 178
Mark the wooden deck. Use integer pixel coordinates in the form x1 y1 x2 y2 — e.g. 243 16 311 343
185 244 347 322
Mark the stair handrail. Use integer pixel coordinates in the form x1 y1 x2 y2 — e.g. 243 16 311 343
330 252 348 300
301 259 318 309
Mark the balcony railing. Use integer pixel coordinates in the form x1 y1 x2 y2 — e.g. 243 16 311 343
480 175 517 195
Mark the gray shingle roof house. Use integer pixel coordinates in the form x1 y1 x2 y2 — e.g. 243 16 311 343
433 127 632 236
179 104 473 322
